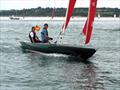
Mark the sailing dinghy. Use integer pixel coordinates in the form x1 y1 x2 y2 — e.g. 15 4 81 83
20 0 97 60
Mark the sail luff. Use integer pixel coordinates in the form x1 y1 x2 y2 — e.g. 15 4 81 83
62 0 70 33
82 19 87 36
62 0 76 33
82 0 97 44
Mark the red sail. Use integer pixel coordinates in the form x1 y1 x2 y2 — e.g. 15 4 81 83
62 0 76 33
82 0 97 44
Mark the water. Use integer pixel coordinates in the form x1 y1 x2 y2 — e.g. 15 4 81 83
0 18 120 90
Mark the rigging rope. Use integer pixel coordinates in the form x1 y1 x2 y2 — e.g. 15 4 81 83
54 0 67 44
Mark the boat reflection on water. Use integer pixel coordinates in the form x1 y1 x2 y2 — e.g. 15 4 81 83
63 57 99 90
81 63 106 90
25 53 105 90
81 64 97 90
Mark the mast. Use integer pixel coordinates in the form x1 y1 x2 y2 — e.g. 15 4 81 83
51 7 55 19
51 0 56 19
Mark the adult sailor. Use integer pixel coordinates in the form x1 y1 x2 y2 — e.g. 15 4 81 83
41 23 53 43
29 26 41 43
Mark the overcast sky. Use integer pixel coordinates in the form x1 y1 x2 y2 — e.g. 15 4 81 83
0 0 120 10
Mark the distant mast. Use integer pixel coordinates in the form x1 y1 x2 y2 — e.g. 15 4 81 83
51 7 55 19
98 13 100 19
114 14 116 18
23 8 25 19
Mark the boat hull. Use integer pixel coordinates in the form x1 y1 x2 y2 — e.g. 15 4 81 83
20 42 96 59
9 17 20 20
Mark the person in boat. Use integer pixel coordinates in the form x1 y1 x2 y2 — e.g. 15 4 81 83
29 26 41 43
41 23 53 43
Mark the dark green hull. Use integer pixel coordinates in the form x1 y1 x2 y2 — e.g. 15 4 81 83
20 42 96 59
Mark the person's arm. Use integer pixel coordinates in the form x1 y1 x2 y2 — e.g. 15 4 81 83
35 36 40 41
44 30 53 40
31 38 35 43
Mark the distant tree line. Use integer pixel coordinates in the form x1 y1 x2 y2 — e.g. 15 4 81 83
0 7 119 17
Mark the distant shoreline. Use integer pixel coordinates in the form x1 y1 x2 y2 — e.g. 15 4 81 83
0 16 120 17
0 7 120 17
0 16 119 21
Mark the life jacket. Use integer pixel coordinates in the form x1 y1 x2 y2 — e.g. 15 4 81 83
29 31 38 43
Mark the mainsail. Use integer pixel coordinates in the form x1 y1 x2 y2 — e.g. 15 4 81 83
82 0 97 44
61 0 76 33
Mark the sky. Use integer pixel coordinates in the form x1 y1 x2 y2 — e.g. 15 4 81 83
0 0 120 10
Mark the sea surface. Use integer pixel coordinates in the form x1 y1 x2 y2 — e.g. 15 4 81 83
0 17 120 90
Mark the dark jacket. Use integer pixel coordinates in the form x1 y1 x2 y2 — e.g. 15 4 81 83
29 31 40 43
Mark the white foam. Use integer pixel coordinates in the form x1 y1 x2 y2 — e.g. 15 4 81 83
26 49 68 58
